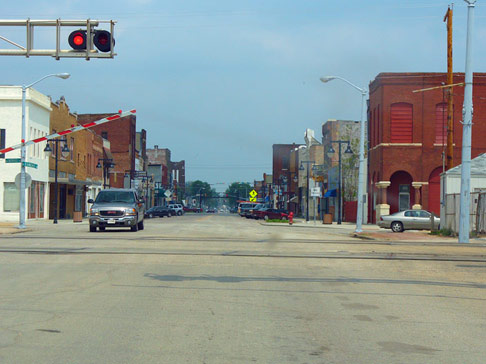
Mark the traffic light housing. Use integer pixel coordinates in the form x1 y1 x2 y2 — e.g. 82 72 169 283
68 29 114 52
93 30 112 52
68 30 86 50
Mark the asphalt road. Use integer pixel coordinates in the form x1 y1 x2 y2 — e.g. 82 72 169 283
0 214 485 363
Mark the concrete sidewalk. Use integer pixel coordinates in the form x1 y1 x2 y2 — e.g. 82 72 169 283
0 218 86 235
260 218 486 243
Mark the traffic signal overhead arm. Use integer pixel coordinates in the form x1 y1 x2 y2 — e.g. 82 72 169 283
0 19 116 59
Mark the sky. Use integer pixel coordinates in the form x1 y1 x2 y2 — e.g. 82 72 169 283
2 0 486 192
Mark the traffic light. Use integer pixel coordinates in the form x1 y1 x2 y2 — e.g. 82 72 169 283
68 30 86 50
93 30 113 52
68 29 114 52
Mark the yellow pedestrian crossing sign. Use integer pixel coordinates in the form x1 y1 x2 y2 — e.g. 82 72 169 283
249 189 257 202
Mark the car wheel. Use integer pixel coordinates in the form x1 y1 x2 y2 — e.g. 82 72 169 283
138 219 144 230
177 211 182 216
149 213 153 218
264 215 269 221
391 221 404 233
89 225 97 232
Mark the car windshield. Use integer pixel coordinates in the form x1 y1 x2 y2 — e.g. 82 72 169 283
95 191 135 204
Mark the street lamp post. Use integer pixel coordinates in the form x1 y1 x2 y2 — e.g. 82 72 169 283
96 158 115 189
299 160 315 222
320 76 367 232
327 141 353 224
43 138 70 224
18 73 70 229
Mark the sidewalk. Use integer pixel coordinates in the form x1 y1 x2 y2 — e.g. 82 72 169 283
260 219 486 243
0 218 85 235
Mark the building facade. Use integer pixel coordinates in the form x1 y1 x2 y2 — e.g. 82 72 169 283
0 86 50 221
78 112 137 189
368 72 486 222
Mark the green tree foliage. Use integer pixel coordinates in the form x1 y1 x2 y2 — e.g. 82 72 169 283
225 182 253 207
186 180 217 207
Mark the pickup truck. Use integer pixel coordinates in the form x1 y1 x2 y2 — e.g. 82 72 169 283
88 189 145 232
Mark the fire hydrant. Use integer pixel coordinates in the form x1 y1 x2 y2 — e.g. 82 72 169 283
288 212 294 225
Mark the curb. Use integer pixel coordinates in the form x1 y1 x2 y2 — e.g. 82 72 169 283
0 228 33 235
351 233 377 241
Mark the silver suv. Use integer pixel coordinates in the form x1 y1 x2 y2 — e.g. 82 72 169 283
168 203 184 216
88 189 145 232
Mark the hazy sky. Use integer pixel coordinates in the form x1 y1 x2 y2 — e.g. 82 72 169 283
2 1 485 191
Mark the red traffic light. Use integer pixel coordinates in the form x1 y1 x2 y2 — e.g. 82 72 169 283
68 29 114 52
68 30 86 50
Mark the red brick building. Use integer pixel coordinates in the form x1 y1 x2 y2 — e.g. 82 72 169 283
77 113 137 188
368 72 486 223
273 143 301 209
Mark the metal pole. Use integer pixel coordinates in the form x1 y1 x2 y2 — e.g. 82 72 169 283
306 165 310 222
355 90 367 232
313 196 316 225
459 0 476 243
19 86 27 228
338 142 342 224
53 141 59 224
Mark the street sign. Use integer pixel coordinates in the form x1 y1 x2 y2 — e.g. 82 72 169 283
6 158 21 163
15 172 32 189
22 162 38 169
164 190 172 198
249 189 257 198
249 197 257 202
311 187 321 197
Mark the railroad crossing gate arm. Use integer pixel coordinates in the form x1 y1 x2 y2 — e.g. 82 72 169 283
0 109 136 155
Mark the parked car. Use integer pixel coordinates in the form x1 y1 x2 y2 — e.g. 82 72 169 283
88 188 144 232
183 206 202 213
378 209 440 232
145 206 171 218
168 203 184 216
206 208 216 213
252 207 289 221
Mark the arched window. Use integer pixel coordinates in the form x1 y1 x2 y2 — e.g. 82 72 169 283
390 103 413 143
435 103 447 145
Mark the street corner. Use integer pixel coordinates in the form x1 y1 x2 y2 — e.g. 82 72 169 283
353 229 458 242
0 222 32 235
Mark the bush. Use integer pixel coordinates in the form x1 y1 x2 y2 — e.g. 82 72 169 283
429 228 454 237
265 219 288 223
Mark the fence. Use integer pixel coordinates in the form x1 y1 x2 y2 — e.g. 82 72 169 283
444 192 486 234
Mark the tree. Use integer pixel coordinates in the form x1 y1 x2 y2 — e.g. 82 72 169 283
186 180 217 207
340 123 367 202
225 182 252 207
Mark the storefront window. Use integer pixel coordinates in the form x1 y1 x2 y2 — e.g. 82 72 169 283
3 182 19 212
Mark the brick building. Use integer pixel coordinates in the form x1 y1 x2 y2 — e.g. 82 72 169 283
77 112 137 188
368 72 486 223
170 160 185 202
147 145 171 188
49 98 104 219
272 143 301 209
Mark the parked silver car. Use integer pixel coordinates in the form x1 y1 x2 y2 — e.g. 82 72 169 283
378 209 440 232
88 189 145 232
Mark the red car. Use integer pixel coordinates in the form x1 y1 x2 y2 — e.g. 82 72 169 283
252 208 289 220
183 206 202 213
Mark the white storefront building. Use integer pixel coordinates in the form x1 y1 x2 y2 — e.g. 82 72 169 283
0 86 50 222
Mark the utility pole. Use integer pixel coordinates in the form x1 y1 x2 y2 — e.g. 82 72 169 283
459 0 476 243
444 5 454 170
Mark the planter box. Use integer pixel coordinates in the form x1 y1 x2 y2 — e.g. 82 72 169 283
323 213 333 224
73 211 83 223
